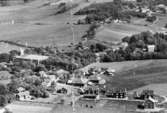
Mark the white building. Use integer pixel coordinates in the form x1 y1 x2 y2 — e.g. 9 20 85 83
147 45 155 52
15 54 49 64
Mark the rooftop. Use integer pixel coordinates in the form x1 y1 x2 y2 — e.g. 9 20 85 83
15 54 49 61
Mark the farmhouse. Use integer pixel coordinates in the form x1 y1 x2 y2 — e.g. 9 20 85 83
137 97 159 112
105 88 127 99
144 97 157 109
135 90 154 100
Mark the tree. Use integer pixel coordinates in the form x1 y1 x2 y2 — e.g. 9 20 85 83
146 16 157 23
0 53 10 63
0 84 8 95
0 95 7 107
165 23 167 28
7 82 18 93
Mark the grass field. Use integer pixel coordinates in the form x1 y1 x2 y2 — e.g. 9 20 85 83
130 83 167 96
51 104 128 113
0 0 89 48
83 60 167 90
95 13 167 43
6 103 52 113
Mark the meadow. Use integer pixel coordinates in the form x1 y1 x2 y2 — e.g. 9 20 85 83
6 103 52 113
83 60 167 90
0 0 89 48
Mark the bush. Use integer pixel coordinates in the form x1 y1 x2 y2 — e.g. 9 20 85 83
0 95 7 107
0 53 11 63
165 23 167 28
146 16 157 23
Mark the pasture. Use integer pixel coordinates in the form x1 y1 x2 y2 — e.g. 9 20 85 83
82 60 167 90
130 83 167 96
0 0 89 48
6 103 52 113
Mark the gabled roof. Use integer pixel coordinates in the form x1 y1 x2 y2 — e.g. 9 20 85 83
56 69 69 74
68 78 84 84
17 87 25 92
148 97 158 103
15 54 48 61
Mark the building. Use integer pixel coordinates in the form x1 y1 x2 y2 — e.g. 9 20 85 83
147 45 155 52
105 88 127 99
95 52 106 63
16 87 32 101
140 90 154 100
88 75 100 85
137 97 158 110
134 90 154 100
15 54 49 64
156 4 167 14
67 77 85 87
144 97 157 109
82 85 99 99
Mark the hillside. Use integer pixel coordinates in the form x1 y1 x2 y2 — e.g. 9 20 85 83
82 60 167 90
0 0 89 48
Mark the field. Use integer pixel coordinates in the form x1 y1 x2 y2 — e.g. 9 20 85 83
96 23 153 43
0 0 89 49
95 14 167 43
82 60 167 90
130 83 167 96
50 104 131 113
6 103 52 113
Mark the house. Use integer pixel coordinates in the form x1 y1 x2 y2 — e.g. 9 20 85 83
56 69 70 83
141 7 150 13
16 87 32 101
56 69 69 76
88 75 100 85
135 90 154 100
42 75 56 87
95 52 106 62
156 4 167 13
120 42 128 50
105 88 127 99
82 85 99 99
147 45 155 52
39 71 48 78
137 97 158 110
67 77 85 87
144 97 158 109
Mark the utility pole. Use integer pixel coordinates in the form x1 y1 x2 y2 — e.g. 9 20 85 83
70 0 75 45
